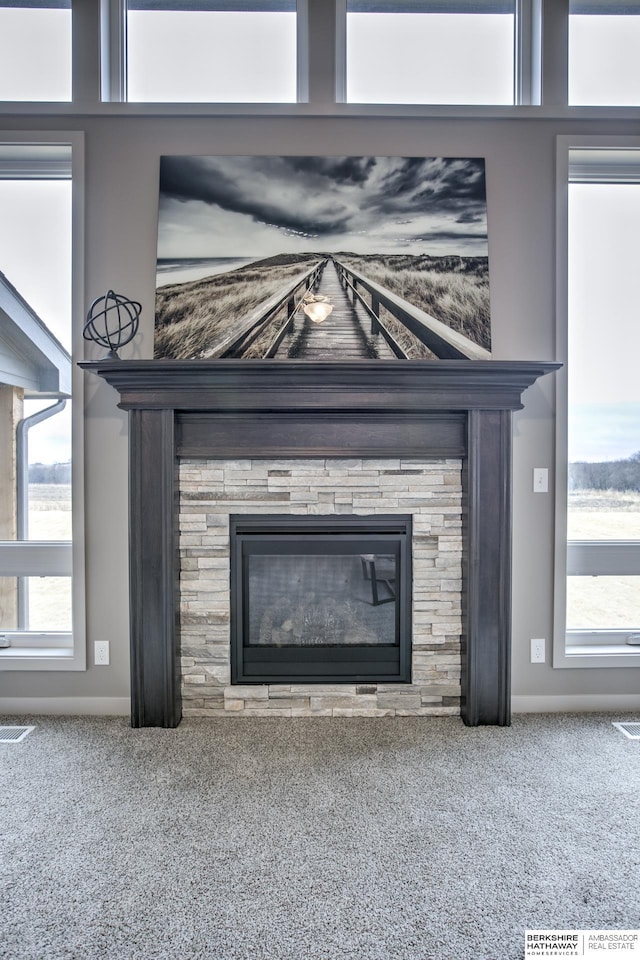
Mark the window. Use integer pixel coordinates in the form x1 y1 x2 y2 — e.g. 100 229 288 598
555 139 640 666
0 1 71 102
345 0 517 105
569 1 640 106
0 135 85 670
124 0 298 102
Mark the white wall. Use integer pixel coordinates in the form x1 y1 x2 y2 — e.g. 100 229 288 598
1 111 639 708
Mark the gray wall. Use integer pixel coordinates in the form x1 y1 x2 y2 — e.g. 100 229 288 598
1 112 638 704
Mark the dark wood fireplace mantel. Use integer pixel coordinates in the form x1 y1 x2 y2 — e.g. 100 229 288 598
81 359 559 729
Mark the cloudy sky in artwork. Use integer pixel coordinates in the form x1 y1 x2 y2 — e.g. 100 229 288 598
156 155 488 260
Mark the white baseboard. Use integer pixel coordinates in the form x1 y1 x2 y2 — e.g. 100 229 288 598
512 694 640 714
0 697 130 717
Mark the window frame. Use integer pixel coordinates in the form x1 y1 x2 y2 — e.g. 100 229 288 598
554 134 640 668
0 129 86 672
568 0 640 108
102 0 306 104
340 0 541 107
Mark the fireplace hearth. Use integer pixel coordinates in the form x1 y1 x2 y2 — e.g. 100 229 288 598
82 359 560 728
230 515 412 684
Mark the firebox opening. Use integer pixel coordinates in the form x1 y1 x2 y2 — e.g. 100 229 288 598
230 515 412 684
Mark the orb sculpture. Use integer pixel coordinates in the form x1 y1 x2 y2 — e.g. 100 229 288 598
83 290 142 358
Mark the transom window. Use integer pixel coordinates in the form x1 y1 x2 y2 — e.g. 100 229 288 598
4 2 640 108
0 0 71 102
125 0 298 102
345 1 516 105
569 0 640 106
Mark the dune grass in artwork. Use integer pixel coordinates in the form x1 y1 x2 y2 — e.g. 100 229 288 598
154 254 321 360
340 254 491 358
155 252 490 360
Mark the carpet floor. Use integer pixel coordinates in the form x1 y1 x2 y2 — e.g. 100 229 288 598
1 713 639 960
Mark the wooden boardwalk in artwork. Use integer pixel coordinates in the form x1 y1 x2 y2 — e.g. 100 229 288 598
273 260 396 361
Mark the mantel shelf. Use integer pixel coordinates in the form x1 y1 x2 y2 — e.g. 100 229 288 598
79 359 560 412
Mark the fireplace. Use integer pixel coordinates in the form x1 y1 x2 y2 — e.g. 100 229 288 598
230 515 412 684
82 359 559 727
179 456 460 717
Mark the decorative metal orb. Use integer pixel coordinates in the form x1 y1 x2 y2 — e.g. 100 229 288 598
83 290 142 359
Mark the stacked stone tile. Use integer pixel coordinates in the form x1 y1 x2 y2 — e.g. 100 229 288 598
179 458 462 717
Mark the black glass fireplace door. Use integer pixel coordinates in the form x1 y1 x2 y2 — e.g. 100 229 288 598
230 516 412 684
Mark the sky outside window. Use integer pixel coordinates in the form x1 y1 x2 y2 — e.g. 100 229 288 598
0 1 71 101
126 1 297 102
569 5 640 106
567 178 640 549
0 179 72 465
346 3 515 105
568 182 640 464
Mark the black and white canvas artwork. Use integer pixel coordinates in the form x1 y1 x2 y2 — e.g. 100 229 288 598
154 155 491 361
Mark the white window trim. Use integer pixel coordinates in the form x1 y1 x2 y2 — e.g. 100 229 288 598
101 0 127 103
0 129 86 672
553 133 640 668
516 0 542 105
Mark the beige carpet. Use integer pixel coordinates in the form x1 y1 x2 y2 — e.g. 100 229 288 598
1 713 638 960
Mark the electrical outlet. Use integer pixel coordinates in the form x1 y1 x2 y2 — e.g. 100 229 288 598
94 640 110 666
530 638 545 663
533 468 549 493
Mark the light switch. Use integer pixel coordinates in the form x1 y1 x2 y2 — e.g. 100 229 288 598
533 468 549 493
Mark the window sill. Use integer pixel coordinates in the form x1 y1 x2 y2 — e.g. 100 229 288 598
1 101 640 121
0 646 85 671
556 644 640 668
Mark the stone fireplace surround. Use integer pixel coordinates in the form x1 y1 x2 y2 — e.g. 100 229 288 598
83 359 558 728
179 457 462 717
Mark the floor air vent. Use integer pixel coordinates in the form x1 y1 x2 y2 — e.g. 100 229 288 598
612 722 640 740
0 725 35 743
